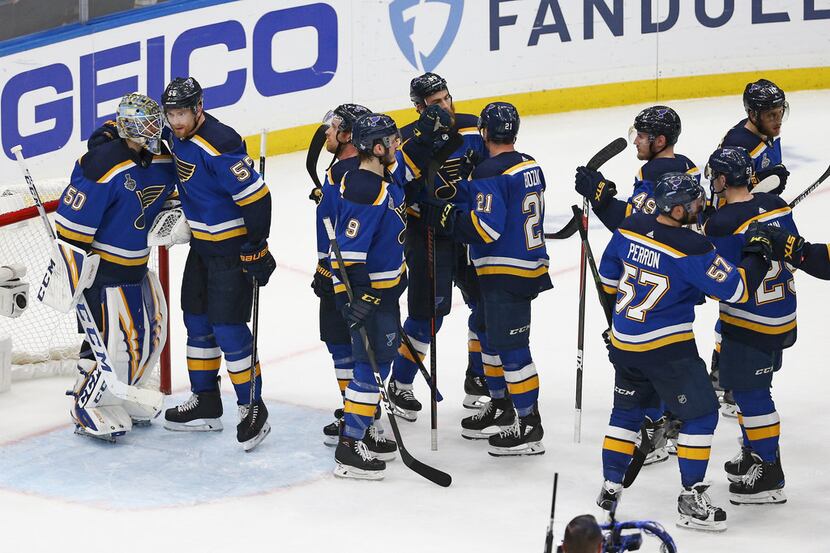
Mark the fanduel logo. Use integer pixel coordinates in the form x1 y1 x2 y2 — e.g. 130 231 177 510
389 0 463 72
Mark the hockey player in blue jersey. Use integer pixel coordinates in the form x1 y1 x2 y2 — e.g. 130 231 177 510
330 113 408 480
51 93 176 440
388 72 491 420
421 102 551 456
596 172 799 531
720 79 789 195
702 146 823 505
310 103 372 446
158 77 275 452
574 106 700 232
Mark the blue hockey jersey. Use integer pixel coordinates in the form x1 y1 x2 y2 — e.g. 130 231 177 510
595 154 699 231
720 119 783 173
331 168 408 302
163 112 270 257
599 213 754 367
704 193 798 351
316 156 360 263
56 139 176 281
454 151 552 296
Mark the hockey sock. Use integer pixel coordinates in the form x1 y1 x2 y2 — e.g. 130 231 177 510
184 312 222 393
214 322 261 404
343 361 390 440
327 342 354 396
733 388 779 463
479 333 506 399
466 308 484 377
603 407 643 484
500 347 538 417
391 317 440 385
677 411 718 488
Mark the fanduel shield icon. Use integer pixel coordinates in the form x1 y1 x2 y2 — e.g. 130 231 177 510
389 0 463 72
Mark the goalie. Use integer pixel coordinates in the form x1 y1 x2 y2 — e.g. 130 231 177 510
43 93 179 441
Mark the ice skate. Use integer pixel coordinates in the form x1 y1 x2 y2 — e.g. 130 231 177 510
334 436 385 480
388 380 421 422
597 480 623 512
720 389 738 418
488 408 544 456
462 370 490 409
461 397 515 440
164 390 223 432
643 416 669 466
677 482 727 532
724 444 762 483
237 398 270 452
364 422 397 461
323 408 344 446
729 456 786 505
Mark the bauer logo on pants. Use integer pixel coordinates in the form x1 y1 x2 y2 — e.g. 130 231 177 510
389 0 464 72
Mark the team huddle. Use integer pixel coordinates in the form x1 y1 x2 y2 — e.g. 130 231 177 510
36 71 830 533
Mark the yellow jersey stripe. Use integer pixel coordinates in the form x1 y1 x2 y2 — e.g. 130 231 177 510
470 211 496 243
236 185 270 207
400 148 422 180
503 160 537 175
618 229 686 258
733 207 792 234
610 331 695 352
475 265 548 278
97 160 134 183
719 314 797 335
191 227 247 241
191 135 221 156
56 224 94 244
93 249 150 267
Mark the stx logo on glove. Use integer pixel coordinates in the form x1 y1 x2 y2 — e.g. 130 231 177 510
784 235 796 261
595 181 607 202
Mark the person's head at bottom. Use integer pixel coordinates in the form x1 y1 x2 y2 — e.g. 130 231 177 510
561 514 603 553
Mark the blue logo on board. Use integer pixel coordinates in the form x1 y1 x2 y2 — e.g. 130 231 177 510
389 0 463 72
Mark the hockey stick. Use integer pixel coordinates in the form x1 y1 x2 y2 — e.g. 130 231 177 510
543 472 559 553
545 138 628 240
305 124 328 189
323 217 452 487
246 129 267 410
10 145 164 415
788 163 830 208
398 323 444 403
748 174 780 194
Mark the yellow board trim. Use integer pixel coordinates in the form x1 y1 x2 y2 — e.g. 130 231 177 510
610 331 695 352
244 67 830 159
719 314 797 335
603 436 636 456
677 446 711 461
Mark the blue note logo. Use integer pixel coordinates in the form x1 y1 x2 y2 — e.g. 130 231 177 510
389 0 464 72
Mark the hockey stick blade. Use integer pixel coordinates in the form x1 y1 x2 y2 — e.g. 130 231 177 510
399 446 452 487
586 137 627 171
305 124 328 189
544 216 579 240
622 425 650 488
789 163 830 208
750 174 780 194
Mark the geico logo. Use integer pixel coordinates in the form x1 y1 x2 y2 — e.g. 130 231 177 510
508 324 530 335
1 3 337 160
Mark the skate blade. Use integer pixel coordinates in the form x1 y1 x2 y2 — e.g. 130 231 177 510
368 450 397 462
729 489 786 505
488 441 545 457
163 418 223 432
389 405 418 422
461 426 501 440
323 435 339 447
333 463 385 481
242 422 271 452
676 515 727 533
462 395 490 410
644 449 670 466
74 426 123 443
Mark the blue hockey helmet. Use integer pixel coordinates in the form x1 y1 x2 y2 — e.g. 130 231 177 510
351 113 400 153
478 102 520 143
161 77 203 112
654 172 705 214
410 72 449 106
743 79 787 116
706 147 753 188
632 105 681 145
324 103 372 134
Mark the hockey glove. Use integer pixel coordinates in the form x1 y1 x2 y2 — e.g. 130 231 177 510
309 187 323 205
342 288 381 330
87 120 119 150
602 328 612 351
458 148 481 181
311 260 334 298
748 222 805 266
574 166 617 211
421 197 458 236
413 104 452 152
240 240 276 286
754 164 789 195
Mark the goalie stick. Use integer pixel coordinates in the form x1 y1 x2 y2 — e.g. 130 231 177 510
323 217 452 488
10 145 164 415
545 137 628 240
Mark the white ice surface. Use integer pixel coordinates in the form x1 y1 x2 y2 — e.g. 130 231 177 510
2 91 829 552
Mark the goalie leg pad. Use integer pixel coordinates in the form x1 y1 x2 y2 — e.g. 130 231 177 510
39 238 100 313
69 359 133 438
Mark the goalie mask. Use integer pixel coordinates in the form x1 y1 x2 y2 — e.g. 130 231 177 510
116 93 163 155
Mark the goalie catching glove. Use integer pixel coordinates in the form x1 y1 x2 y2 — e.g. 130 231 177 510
240 239 276 286
148 198 191 247
39 238 100 313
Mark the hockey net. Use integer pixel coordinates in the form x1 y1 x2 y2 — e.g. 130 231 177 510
0 181 171 393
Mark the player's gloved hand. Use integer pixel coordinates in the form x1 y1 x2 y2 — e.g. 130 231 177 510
240 239 276 286
755 164 789 195
421 197 457 236
413 104 452 152
747 221 805 266
602 328 612 351
742 222 775 263
310 260 334 297
342 288 381 330
574 166 617 210
87 120 119 150
458 148 481 181
309 187 323 205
